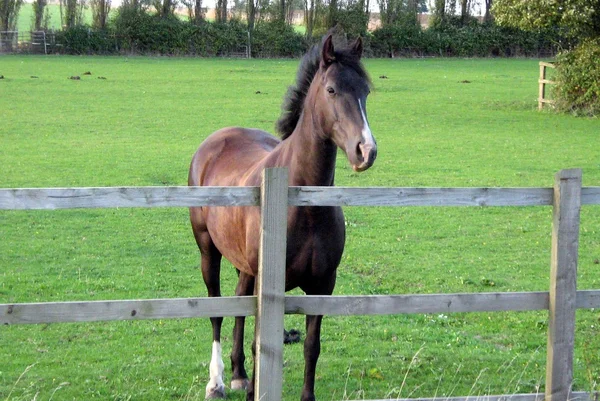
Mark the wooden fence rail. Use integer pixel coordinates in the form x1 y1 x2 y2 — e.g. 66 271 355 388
2 186 600 210
1 168 600 401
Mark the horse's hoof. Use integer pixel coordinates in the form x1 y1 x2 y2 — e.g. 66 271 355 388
205 384 226 399
231 378 249 390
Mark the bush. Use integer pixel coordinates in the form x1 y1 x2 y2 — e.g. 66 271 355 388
554 38 600 116
251 20 307 58
56 25 116 54
369 21 562 58
370 21 422 57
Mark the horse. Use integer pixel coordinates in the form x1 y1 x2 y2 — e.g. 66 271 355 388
188 34 376 401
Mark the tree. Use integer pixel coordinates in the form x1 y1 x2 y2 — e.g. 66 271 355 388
32 0 50 30
153 0 177 17
378 0 423 27
493 0 599 38
483 0 492 23
303 0 317 36
59 0 86 28
215 0 227 21
459 0 469 24
0 0 24 31
90 0 111 29
182 0 204 24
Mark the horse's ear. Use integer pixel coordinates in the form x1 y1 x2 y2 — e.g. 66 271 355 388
351 37 363 59
321 34 335 68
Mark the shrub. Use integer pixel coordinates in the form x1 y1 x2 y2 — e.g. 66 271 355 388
251 20 307 58
370 21 422 57
369 21 562 58
56 25 115 54
553 38 600 116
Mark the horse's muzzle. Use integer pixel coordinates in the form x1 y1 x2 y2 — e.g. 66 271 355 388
352 143 377 172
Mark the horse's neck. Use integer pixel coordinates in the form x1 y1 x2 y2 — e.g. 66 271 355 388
279 107 337 187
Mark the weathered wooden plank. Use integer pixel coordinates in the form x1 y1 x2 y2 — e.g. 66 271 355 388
284 292 550 316
352 391 593 401
288 187 554 207
0 296 256 325
540 61 556 69
255 168 288 401
3 186 598 210
582 187 600 205
0 186 259 209
546 169 582 401
576 290 600 309
3 290 598 326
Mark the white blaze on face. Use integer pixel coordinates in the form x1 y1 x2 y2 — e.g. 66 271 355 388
206 340 225 398
358 99 375 148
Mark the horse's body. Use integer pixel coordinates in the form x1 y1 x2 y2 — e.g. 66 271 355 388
189 35 376 401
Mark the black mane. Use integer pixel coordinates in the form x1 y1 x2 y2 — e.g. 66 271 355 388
275 37 370 140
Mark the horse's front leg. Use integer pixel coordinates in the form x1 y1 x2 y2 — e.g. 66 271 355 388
301 314 324 401
299 268 337 401
231 272 254 392
197 232 226 399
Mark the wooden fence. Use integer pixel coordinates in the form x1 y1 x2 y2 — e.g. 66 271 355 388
2 168 600 401
0 30 57 54
539 61 556 110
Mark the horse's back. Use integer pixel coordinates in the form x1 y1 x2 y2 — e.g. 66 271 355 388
189 127 280 187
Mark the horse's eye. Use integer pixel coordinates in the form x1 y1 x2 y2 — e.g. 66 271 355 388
327 87 335 95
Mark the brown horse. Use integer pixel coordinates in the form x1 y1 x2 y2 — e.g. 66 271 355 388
188 34 376 401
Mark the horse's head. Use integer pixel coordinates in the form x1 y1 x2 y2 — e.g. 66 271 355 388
315 35 377 172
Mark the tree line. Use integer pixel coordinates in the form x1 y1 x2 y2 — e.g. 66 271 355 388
1 0 561 57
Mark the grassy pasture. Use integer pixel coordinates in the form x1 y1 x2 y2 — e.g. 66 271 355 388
0 56 599 401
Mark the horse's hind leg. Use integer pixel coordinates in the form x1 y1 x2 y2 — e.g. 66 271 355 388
196 229 226 399
230 272 254 392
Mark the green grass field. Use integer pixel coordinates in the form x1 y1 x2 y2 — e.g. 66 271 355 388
0 56 599 401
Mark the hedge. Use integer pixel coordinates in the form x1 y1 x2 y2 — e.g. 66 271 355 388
53 11 562 58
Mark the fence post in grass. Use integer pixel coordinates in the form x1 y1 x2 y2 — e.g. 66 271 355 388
539 62 556 110
255 167 288 401
545 169 582 401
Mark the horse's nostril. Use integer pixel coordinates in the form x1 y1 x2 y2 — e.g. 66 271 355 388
356 142 364 163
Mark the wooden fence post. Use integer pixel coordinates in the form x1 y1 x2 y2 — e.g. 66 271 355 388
539 62 556 110
545 169 582 401
255 167 288 401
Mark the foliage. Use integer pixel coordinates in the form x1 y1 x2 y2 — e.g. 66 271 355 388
493 0 600 39
0 56 599 400
251 19 307 57
370 18 421 57
494 0 599 115
332 0 370 37
56 6 305 56
553 38 600 116
369 21 562 57
377 0 425 27
55 25 116 53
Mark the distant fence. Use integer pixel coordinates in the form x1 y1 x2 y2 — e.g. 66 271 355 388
0 30 59 54
539 61 556 110
1 168 600 401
